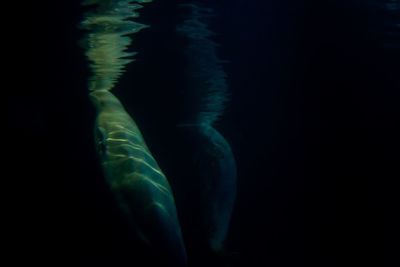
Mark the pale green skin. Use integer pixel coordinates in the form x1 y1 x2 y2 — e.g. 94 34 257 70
90 90 187 266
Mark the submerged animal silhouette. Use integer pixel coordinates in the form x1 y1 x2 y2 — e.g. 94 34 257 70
80 1 186 266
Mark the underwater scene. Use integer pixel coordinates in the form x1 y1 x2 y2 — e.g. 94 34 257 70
16 0 399 266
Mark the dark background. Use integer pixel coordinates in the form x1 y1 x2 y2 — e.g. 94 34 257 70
11 0 399 266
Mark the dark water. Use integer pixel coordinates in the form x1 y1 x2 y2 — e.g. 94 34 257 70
12 0 399 266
